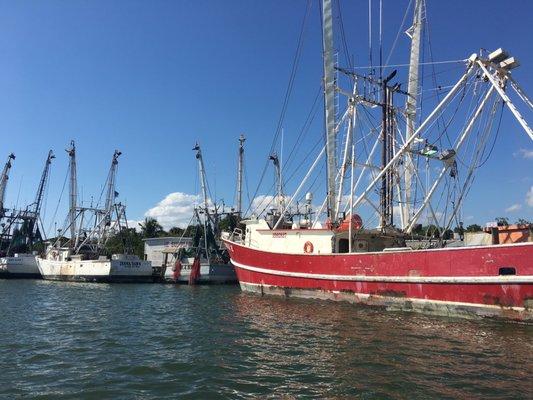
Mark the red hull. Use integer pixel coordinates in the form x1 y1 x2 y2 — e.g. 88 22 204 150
224 240 533 321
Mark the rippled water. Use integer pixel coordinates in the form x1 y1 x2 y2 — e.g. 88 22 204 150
0 280 531 399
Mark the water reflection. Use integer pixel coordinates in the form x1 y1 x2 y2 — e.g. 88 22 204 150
0 281 530 399
231 293 532 399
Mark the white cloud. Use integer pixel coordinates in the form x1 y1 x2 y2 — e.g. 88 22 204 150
126 219 142 232
505 203 522 212
249 194 296 216
144 192 200 229
515 149 533 160
249 195 276 216
527 186 533 207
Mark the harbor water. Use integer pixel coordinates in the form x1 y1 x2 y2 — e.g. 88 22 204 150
0 280 531 399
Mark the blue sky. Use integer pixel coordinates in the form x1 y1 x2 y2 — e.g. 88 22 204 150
0 0 531 232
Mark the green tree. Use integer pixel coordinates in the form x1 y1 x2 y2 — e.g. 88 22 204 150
425 224 440 238
465 224 482 232
516 218 531 226
138 217 164 238
105 228 144 259
495 217 509 226
168 226 184 236
218 214 238 233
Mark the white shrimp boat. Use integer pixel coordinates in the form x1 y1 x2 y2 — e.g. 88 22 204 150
0 151 54 279
37 142 154 283
37 248 152 283
0 253 40 279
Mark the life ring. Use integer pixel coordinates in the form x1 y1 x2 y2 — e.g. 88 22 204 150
303 241 314 254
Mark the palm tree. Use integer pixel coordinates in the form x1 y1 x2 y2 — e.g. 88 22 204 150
138 217 164 238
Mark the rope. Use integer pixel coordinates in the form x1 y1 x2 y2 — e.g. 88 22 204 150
46 165 69 238
245 0 312 216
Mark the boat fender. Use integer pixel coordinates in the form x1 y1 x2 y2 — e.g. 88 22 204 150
304 241 314 253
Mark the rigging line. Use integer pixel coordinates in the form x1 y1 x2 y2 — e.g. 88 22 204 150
404 63 466 88
46 165 69 238
252 135 323 215
350 59 467 70
41 163 51 231
384 0 413 67
336 0 354 71
265 0 311 161
245 0 312 216
255 134 323 216
379 0 383 81
244 154 251 211
424 73 471 145
368 0 372 74
425 8 446 134
442 100 500 233
453 84 487 169
475 101 504 169
282 85 322 175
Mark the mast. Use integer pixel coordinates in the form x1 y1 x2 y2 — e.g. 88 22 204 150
28 150 55 243
380 71 397 229
322 0 337 221
236 134 245 217
193 143 210 260
193 143 209 213
33 150 55 216
403 0 423 225
0 153 15 218
96 149 122 247
269 154 283 209
104 150 121 219
66 141 77 241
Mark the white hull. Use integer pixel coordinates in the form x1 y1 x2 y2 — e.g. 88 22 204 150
37 257 154 283
163 261 237 284
0 254 41 278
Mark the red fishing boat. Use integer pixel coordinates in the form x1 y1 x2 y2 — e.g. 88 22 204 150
223 0 533 321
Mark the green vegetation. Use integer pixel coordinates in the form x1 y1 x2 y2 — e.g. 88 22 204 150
465 224 482 232
138 217 164 238
104 228 145 259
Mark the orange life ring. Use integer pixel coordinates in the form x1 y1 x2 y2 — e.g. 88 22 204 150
303 241 314 253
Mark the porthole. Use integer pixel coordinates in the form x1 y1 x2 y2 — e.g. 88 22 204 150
499 267 516 276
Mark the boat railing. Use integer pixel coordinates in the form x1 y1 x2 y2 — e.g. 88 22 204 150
231 228 244 244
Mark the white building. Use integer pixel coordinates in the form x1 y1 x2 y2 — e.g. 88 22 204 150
143 237 193 267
